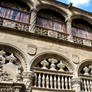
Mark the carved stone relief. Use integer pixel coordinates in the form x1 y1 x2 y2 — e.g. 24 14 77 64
80 64 92 76
72 54 79 64
27 44 37 56
36 58 69 72
0 50 22 82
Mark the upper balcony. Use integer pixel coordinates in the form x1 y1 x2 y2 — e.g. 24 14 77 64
0 0 30 32
0 0 92 49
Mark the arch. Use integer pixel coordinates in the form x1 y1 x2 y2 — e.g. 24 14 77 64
37 4 68 19
30 51 74 72
77 59 92 75
0 0 31 11
0 42 28 71
71 15 92 25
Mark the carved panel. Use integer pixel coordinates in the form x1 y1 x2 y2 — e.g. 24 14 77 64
0 50 22 82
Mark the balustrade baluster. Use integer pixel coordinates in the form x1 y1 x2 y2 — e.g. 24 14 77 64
54 75 56 89
42 74 45 88
89 80 91 92
65 77 68 89
87 80 90 92
50 75 53 88
58 75 60 89
91 80 92 92
62 76 64 89
34 73 37 87
69 77 71 90
46 74 49 88
84 79 87 91
38 73 41 87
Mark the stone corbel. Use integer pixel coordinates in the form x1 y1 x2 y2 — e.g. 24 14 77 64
72 78 81 92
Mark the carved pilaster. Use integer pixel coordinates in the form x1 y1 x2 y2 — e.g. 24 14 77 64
16 66 23 83
30 8 38 32
72 78 81 92
23 71 35 92
66 16 73 42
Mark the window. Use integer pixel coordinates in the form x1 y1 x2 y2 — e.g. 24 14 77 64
0 6 30 23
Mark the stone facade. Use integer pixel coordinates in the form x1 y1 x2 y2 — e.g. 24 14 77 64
0 0 92 92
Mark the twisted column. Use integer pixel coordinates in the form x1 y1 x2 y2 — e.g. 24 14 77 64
30 8 38 33
66 16 73 42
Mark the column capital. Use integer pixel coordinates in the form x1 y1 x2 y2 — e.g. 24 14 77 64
72 78 81 85
72 78 81 92
31 7 38 13
23 71 35 92
65 16 72 23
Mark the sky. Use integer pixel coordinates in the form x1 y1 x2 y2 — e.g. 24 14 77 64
56 0 92 13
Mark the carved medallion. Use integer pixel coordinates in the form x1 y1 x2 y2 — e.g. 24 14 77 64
27 44 37 56
72 54 79 64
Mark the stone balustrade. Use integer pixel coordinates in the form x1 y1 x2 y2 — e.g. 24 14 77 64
32 68 73 90
0 17 29 32
80 76 92 92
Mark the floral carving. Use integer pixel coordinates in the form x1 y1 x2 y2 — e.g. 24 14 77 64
57 61 65 71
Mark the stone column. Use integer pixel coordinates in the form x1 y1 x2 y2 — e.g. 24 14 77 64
23 71 35 92
72 78 81 92
30 8 38 33
66 17 73 42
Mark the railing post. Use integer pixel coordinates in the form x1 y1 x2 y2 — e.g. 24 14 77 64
72 78 81 92
30 7 38 33
66 16 73 42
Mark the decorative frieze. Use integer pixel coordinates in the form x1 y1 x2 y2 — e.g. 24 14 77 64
0 17 29 31
35 26 68 41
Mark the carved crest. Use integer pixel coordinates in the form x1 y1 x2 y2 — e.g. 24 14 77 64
27 44 37 56
72 54 79 64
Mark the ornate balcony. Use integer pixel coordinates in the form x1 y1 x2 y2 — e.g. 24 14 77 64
35 25 68 41
32 68 73 91
0 17 30 32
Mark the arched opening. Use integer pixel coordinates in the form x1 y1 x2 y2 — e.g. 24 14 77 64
0 0 30 23
0 43 27 82
31 52 74 90
77 60 92 92
72 18 92 40
36 9 67 34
